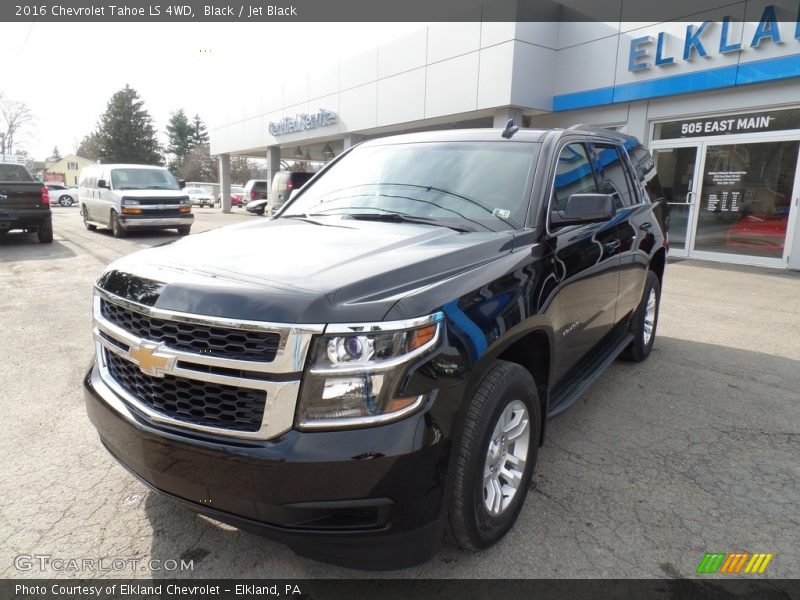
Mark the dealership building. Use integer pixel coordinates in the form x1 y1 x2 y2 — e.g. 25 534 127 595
210 5 800 270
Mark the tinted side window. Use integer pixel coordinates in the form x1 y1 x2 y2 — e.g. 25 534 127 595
591 143 636 208
552 142 597 211
291 173 313 186
629 146 664 202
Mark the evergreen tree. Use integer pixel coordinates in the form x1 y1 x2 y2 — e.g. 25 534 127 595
76 133 102 161
95 85 162 165
189 114 209 147
50 146 62 161
166 109 193 173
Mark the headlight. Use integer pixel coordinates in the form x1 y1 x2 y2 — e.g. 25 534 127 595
179 198 192 206
121 199 140 206
296 313 443 429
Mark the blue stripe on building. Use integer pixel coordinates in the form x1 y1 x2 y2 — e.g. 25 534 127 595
553 54 800 112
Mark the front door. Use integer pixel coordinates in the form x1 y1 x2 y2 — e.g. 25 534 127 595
547 140 621 383
651 145 702 257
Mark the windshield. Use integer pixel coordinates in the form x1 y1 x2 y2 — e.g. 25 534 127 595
185 188 206 194
110 168 180 190
282 142 539 230
232 186 244 193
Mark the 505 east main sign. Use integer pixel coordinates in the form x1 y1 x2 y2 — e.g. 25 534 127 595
628 4 800 72
269 109 337 136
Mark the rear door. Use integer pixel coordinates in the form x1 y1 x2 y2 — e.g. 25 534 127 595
546 140 622 382
588 141 651 321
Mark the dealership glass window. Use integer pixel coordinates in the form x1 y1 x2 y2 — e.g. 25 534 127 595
552 143 597 211
694 140 798 258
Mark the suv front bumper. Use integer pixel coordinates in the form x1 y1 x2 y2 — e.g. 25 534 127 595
83 362 449 569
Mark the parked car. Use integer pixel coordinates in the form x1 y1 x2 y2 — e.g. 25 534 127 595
0 163 52 243
84 125 667 569
78 164 193 237
244 197 269 215
46 183 79 207
217 184 245 207
243 179 269 203
268 171 314 216
185 187 216 207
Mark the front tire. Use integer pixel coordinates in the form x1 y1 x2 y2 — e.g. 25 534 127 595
622 270 661 362
110 211 126 238
82 206 96 231
448 361 541 551
177 225 191 236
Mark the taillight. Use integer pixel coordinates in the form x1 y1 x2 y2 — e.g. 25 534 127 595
250 191 257 200
287 181 294 190
40 187 50 207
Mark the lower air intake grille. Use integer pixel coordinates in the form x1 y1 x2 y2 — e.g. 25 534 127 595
106 351 266 432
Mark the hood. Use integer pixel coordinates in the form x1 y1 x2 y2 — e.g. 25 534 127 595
99 217 515 323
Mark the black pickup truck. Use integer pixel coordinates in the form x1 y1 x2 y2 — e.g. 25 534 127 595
0 163 52 243
84 125 667 569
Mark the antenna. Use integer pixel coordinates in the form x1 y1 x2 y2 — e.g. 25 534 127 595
501 119 519 139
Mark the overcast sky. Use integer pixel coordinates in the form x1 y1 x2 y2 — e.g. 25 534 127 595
0 22 424 159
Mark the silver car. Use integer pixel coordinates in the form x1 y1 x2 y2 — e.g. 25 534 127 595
46 183 79 207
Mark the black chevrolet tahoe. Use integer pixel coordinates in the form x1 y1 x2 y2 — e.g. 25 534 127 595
84 125 667 569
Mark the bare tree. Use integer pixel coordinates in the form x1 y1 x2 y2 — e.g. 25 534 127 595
0 94 34 156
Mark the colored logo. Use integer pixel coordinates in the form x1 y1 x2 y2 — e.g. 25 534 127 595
696 552 773 574
128 343 176 378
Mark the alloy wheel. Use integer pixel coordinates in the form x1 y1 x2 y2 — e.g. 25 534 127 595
643 289 657 346
482 400 530 516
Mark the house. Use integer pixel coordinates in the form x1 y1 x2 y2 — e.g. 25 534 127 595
45 154 95 186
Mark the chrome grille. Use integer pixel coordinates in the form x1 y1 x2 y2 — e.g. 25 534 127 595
100 299 280 362
92 288 323 440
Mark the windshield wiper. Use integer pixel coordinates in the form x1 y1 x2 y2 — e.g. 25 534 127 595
341 212 474 232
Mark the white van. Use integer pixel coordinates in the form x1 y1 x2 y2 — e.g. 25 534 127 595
78 164 194 237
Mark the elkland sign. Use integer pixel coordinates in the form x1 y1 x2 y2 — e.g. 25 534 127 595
269 109 337 136
628 4 800 72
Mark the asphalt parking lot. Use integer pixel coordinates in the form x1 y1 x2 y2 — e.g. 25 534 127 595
1 207 798 579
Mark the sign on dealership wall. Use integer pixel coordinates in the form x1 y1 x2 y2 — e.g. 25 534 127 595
653 108 800 139
269 109 337 136
627 4 799 72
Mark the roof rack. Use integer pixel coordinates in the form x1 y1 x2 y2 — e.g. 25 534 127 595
566 124 639 143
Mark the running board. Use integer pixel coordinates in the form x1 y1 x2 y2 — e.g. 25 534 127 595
546 332 633 418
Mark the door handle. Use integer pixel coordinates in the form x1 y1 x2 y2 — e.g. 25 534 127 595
639 222 652 232
686 191 697 207
603 240 621 253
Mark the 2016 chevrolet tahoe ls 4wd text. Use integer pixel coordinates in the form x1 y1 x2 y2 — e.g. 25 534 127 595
84 124 668 569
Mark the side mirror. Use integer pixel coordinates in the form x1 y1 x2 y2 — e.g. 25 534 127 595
178 180 186 189
551 193 615 227
97 179 108 189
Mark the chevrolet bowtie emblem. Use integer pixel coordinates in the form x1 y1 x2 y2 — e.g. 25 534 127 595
128 343 176 377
